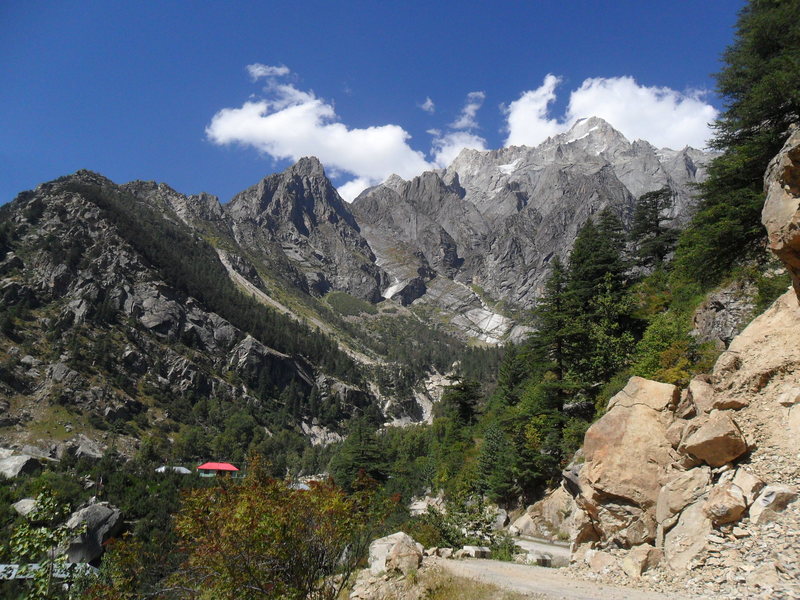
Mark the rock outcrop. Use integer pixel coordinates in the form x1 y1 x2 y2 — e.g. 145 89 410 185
559 274 800 597
66 502 123 563
762 126 800 299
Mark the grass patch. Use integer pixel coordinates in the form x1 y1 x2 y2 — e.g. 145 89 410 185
325 291 378 316
423 570 530 600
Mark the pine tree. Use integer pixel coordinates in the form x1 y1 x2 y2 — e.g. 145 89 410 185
630 188 678 267
477 423 518 505
328 420 388 490
532 257 572 382
674 0 800 285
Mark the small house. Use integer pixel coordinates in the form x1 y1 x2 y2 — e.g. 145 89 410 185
197 461 239 478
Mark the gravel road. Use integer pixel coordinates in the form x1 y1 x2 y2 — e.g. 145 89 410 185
433 557 687 599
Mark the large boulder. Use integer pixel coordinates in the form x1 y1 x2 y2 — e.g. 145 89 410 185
0 455 41 479
575 377 679 546
368 532 420 575
762 125 800 300
65 502 123 563
681 411 748 467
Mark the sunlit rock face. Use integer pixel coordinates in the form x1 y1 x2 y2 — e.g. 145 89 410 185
353 117 714 339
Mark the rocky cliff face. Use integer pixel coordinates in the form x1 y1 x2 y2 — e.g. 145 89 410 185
353 118 714 341
226 157 388 301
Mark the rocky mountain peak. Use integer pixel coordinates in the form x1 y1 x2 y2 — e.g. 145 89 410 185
287 156 327 179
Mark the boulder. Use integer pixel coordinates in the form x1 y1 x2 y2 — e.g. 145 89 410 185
0 455 41 479
576 377 678 545
66 502 123 563
655 467 711 530
368 532 417 575
681 411 748 467
436 547 453 559
749 484 798 524
761 125 800 300
730 468 765 506
622 545 662 578
606 376 679 412
663 499 712 571
491 507 508 530
509 512 534 536
12 498 37 517
386 540 422 576
516 486 578 540
586 550 617 573
703 482 747 525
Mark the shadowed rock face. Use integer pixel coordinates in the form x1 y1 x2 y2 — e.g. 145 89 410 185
226 157 388 302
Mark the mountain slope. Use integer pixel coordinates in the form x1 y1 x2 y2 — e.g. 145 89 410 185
352 118 715 340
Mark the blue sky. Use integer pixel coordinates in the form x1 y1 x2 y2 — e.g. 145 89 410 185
1 1 744 204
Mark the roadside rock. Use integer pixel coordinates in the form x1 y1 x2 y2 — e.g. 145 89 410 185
621 545 662 578
576 377 678 546
368 532 419 575
681 411 747 467
386 540 423 576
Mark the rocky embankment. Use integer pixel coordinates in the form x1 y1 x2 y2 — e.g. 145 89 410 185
514 127 800 599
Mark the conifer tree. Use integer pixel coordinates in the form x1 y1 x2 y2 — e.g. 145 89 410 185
675 0 800 284
630 188 678 267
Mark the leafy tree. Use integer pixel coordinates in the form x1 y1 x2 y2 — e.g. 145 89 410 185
630 188 678 267
674 0 800 284
6 490 85 600
169 464 391 600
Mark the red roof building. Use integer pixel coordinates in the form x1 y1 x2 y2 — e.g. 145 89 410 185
197 462 239 477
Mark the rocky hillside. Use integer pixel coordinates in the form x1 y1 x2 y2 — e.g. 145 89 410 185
512 127 800 600
353 117 714 342
0 170 378 458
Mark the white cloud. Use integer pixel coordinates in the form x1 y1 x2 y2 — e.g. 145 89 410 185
420 97 435 113
451 91 486 130
246 63 290 81
207 71 433 201
565 77 717 149
504 74 563 147
337 177 374 202
504 75 717 150
431 131 487 168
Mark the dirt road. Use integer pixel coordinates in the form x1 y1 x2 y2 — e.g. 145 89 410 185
433 558 686 600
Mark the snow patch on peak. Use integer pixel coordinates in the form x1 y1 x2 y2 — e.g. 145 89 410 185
497 159 521 175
